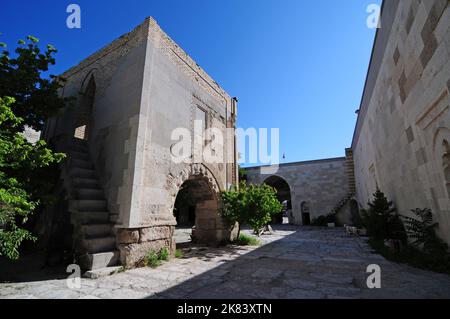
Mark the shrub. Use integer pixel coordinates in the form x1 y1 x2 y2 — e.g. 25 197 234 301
233 233 261 246
159 247 170 261
144 251 161 268
361 189 406 242
369 237 450 275
368 207 450 274
174 249 183 259
401 208 448 255
220 181 283 236
144 247 173 268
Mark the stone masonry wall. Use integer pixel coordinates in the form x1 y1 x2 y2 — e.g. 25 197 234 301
352 0 450 244
246 158 350 224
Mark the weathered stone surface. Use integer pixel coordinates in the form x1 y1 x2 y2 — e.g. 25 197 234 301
42 16 238 254
117 229 139 244
139 226 172 243
2 226 450 299
246 158 351 224
352 0 450 246
119 239 171 268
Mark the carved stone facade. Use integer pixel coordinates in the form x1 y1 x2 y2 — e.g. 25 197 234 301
43 17 238 268
352 0 450 245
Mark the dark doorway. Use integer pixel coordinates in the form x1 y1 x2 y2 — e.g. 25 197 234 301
301 201 311 225
74 76 96 141
302 213 311 226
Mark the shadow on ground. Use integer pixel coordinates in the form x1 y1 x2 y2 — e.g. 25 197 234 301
0 252 69 283
148 225 450 299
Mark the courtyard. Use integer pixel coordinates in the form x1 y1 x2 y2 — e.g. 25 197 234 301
1 226 450 299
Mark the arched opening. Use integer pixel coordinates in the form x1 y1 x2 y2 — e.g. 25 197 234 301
301 201 311 225
173 176 219 247
443 140 450 198
263 176 292 225
74 75 96 141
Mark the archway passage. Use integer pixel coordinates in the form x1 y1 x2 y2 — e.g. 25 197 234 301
173 176 219 246
264 176 292 225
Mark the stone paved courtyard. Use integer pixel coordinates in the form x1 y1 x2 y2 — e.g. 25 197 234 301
1 226 450 299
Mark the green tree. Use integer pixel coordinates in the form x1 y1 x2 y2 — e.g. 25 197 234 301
0 35 68 132
362 189 406 242
220 182 283 237
0 35 67 260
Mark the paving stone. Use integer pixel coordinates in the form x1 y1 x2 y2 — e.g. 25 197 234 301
1 226 450 299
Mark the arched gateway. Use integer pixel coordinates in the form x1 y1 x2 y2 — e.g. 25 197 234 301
263 175 293 224
171 164 235 246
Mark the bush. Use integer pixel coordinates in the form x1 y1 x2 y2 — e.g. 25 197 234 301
220 181 283 237
369 238 450 275
144 251 161 268
174 249 183 259
361 189 406 242
401 208 449 255
159 247 169 261
144 248 172 268
368 207 450 274
233 233 261 246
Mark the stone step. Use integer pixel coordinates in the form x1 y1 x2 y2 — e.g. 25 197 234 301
79 251 120 271
70 150 90 161
80 224 112 238
83 266 123 278
82 236 116 254
70 200 107 212
71 211 110 224
76 188 105 200
70 158 93 170
72 177 100 189
70 167 97 179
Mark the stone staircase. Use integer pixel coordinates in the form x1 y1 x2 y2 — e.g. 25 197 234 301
66 138 119 271
331 192 355 215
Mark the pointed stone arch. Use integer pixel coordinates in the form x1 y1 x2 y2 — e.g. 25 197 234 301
263 175 293 224
169 164 230 245
74 72 97 141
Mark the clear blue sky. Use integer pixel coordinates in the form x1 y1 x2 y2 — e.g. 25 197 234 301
0 0 381 165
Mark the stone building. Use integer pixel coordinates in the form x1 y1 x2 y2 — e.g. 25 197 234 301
352 0 450 245
247 0 450 246
38 0 449 271
245 157 355 226
42 17 238 269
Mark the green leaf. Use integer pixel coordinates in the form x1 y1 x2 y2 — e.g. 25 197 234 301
26 35 39 43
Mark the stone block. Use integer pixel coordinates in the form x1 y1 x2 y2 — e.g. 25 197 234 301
119 239 172 268
139 226 172 243
117 229 139 244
